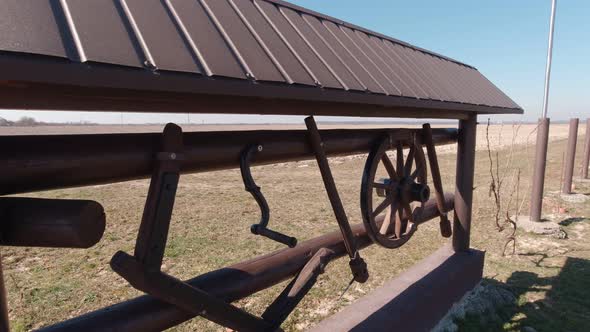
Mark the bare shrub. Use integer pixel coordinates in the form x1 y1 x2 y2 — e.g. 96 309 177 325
486 118 523 256
15 116 38 126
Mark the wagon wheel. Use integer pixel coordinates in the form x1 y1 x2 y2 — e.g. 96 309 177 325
360 134 430 248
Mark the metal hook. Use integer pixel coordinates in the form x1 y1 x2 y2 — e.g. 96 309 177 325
240 144 297 248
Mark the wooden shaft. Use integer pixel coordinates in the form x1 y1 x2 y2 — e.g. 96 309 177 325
304 117 357 259
0 198 105 248
452 115 477 252
422 124 446 214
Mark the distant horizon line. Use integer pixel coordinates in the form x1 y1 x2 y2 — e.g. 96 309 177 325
1 120 574 127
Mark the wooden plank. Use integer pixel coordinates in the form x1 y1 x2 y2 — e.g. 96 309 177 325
310 246 485 332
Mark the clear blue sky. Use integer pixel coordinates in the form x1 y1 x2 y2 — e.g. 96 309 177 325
1 0 587 124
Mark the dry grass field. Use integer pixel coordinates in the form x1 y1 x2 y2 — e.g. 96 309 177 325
1 122 589 331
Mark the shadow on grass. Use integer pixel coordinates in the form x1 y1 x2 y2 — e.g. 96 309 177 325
456 257 590 332
559 217 587 226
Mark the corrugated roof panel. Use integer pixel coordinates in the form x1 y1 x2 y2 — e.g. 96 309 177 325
254 0 341 88
320 20 386 94
431 55 477 105
0 0 522 116
444 58 495 106
280 8 359 90
426 55 482 105
297 14 369 92
326 23 399 95
122 0 200 73
472 69 519 109
352 31 416 98
201 0 284 82
478 71 520 108
339 26 405 96
401 46 457 102
457 64 499 106
366 36 429 99
63 0 142 67
404 46 458 102
381 40 440 100
229 0 314 85
0 0 67 58
300 14 368 91
167 0 243 78
410 48 461 103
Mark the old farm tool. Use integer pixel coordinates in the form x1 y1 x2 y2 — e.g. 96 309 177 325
110 124 274 332
240 144 297 247
361 124 451 248
110 124 339 332
305 117 369 284
422 124 453 238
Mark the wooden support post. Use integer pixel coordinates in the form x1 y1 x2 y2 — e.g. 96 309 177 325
0 250 9 332
562 118 579 194
529 118 550 221
582 118 590 179
452 115 477 252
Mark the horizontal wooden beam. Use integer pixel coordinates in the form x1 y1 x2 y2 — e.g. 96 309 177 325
0 127 457 195
0 198 105 248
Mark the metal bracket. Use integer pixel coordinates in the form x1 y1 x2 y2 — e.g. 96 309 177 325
110 124 273 332
263 248 334 328
304 116 369 283
240 144 297 248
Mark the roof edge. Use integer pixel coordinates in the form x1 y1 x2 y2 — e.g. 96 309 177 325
0 52 523 116
266 0 475 69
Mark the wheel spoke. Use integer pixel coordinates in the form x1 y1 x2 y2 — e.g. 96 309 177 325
414 144 428 183
379 207 391 235
394 205 403 238
381 155 398 181
396 142 404 178
379 200 398 235
404 147 415 177
404 203 414 223
372 194 393 218
410 162 424 180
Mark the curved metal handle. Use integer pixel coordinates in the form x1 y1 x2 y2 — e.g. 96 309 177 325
251 225 297 248
240 145 297 248
240 145 270 228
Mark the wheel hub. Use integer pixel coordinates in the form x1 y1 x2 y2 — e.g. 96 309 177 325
376 177 430 204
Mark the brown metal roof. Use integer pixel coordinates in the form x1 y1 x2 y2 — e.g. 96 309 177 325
0 0 522 118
